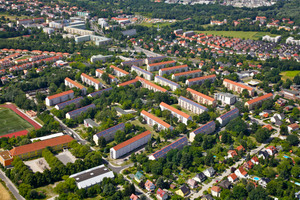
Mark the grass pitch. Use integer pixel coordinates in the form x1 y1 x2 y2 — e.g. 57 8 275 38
280 71 300 81
0 107 33 135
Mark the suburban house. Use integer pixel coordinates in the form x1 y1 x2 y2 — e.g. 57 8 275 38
251 156 259 165
259 178 271 188
235 167 248 178
243 160 254 170
130 194 139 200
236 145 245 152
288 123 299 133
193 172 206 183
134 171 144 183
258 150 269 159
211 186 222 197
266 146 277 156
175 185 190 197
203 167 215 177
187 179 197 188
156 188 168 200
218 180 232 190
228 150 238 158
145 180 155 191
228 173 238 183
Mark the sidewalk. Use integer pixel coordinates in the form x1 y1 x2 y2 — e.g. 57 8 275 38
0 169 25 200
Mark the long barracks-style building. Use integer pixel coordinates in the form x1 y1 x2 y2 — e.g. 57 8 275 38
93 123 125 145
55 96 83 110
189 121 216 142
65 77 87 95
187 88 216 107
144 56 166 65
147 60 176 72
159 102 192 125
136 76 167 93
154 75 180 91
185 74 216 87
45 90 74 106
178 96 208 114
141 110 174 131
88 87 113 98
216 108 239 127
131 65 153 81
245 93 273 110
172 69 202 81
110 65 130 77
81 73 102 90
66 104 96 119
158 64 188 76
223 79 255 97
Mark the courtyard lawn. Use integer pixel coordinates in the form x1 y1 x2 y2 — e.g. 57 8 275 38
36 184 57 199
280 71 300 81
130 119 158 137
194 31 278 40
0 107 33 135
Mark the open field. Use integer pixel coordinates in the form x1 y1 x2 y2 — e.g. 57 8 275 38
0 181 14 200
0 107 33 135
140 21 173 27
195 31 278 40
280 70 300 81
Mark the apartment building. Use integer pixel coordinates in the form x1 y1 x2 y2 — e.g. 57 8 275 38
147 60 176 72
145 56 166 65
131 65 153 81
66 104 96 119
178 96 208 114
158 64 189 76
216 108 239 127
88 87 113 98
141 110 174 131
172 69 202 81
245 93 273 110
45 90 74 106
154 75 180 91
159 102 192 125
189 121 216 142
110 65 129 77
55 96 83 110
95 69 118 83
121 59 144 67
223 79 255 97
81 73 102 90
281 89 300 100
63 26 94 35
117 79 139 87
136 76 167 93
214 92 236 105
183 31 195 37
93 123 125 144
186 74 216 87
187 88 216 107
65 77 87 95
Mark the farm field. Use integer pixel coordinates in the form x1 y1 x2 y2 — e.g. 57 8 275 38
195 31 278 40
0 181 14 200
280 70 300 81
0 107 33 135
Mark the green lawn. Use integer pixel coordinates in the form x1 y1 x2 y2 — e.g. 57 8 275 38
130 119 158 137
280 71 300 81
36 184 57 199
140 21 172 27
0 107 33 135
194 31 278 40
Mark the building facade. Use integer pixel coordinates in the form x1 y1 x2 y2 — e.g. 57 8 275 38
172 69 202 81
93 123 125 145
186 74 216 87
141 110 174 131
245 93 273 110
136 77 167 93
223 79 255 97
65 77 87 95
187 88 216 107
189 121 216 142
54 96 83 110
178 96 208 114
159 102 192 125
81 73 102 90
214 92 236 105
45 90 74 106
131 65 153 81
110 65 129 77
154 75 180 91
216 108 239 127
95 69 118 83
145 56 166 65
147 60 176 72
158 64 188 76
121 59 144 67
66 104 96 119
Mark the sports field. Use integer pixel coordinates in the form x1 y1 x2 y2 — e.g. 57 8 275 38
280 70 300 81
195 31 278 40
0 107 33 135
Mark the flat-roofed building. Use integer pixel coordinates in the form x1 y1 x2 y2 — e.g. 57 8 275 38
145 56 166 65
223 79 255 97
81 73 102 90
110 130 151 159
149 136 188 160
136 76 167 93
172 69 202 81
0 150 13 167
186 74 216 87
216 108 239 127
9 135 74 159
45 90 74 106
131 65 153 81
147 60 176 72
55 96 83 110
159 102 192 125
95 69 118 83
245 93 273 110
30 132 64 142
159 64 189 76
110 65 129 77
88 87 113 98
214 92 236 105
154 75 180 91
281 89 300 100
189 121 216 142
93 123 125 144
65 77 87 95
121 59 144 67
187 88 216 107
183 31 195 37
141 110 174 131
117 79 139 87
66 104 96 119
84 118 99 128
70 165 114 189
178 96 208 114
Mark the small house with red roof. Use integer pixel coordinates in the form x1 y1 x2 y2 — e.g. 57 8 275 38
235 167 248 178
266 146 276 156
145 180 155 191
236 145 245 152
251 156 259 165
228 150 237 158
228 173 238 183
156 188 168 200
211 186 222 197
243 160 254 170
130 193 139 200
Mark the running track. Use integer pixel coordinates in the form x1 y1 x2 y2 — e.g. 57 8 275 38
0 104 42 130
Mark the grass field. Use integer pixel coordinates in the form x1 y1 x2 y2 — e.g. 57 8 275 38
140 21 173 27
0 181 14 200
280 71 300 81
194 31 278 40
0 107 33 135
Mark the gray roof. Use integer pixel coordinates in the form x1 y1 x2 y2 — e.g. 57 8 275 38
84 118 99 127
114 107 127 115
218 180 232 189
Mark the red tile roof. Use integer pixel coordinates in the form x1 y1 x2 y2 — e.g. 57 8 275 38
141 110 171 128
65 77 84 89
236 145 245 152
173 69 202 77
211 186 221 193
118 78 138 87
96 69 116 80
160 102 191 119
136 76 167 92
288 123 299 130
238 167 247 176
263 124 273 131
81 73 100 84
110 65 129 75
228 173 237 180
9 135 74 157
148 60 175 67
246 93 273 105
251 156 259 163
187 88 215 102
187 74 216 82
112 130 151 151
46 90 74 100
223 79 254 91
160 64 188 71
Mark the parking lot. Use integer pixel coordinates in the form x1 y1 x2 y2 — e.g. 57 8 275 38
24 158 50 173
56 150 77 165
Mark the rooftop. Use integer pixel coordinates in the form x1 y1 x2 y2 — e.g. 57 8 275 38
81 73 100 84
160 102 190 119
178 96 208 111
67 104 95 116
173 69 202 77
46 90 74 100
187 88 215 102
0 150 12 160
65 77 85 89
112 130 151 151
55 96 83 109
137 77 167 93
141 110 171 128
160 64 188 71
148 60 175 67
187 74 216 82
110 65 129 75
246 93 273 105
151 136 187 159
224 78 253 91
118 79 138 87
95 123 125 138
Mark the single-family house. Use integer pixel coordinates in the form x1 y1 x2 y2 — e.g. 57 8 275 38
288 123 299 133
251 156 259 165
228 173 238 183
176 185 190 197
193 172 206 183
243 160 254 170
228 150 238 158
187 179 197 188
145 180 155 191
259 177 271 188
266 146 276 156
211 186 221 197
134 171 144 183
236 145 245 152
258 150 269 159
218 180 232 189
203 167 215 177
235 167 248 178
156 188 168 200
201 194 214 200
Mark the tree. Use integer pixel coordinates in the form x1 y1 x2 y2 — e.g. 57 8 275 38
292 107 300 116
19 138 32 146
101 73 110 84
225 104 230 111
181 153 191 169
115 130 126 144
153 124 158 132
140 194 147 200
177 123 187 133
249 186 270 200
287 134 299 145
280 125 288 135
232 185 247 199
242 89 249 98
156 177 164 189
98 137 106 148
246 153 250 161
255 128 270 143
19 183 32 197
243 112 249 120
291 165 300 178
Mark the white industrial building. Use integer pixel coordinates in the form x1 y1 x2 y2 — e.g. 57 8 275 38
214 92 236 105
186 74 216 87
30 132 64 142
110 65 129 77
158 64 188 76
65 77 87 95
80 73 102 90
147 60 176 72
286 37 300 45
159 102 192 125
110 130 151 159
172 69 202 81
70 165 115 189
189 121 216 142
93 123 125 145
141 110 174 131
178 96 208 114
131 65 153 81
121 59 144 67
43 27 55 34
216 108 239 127
45 90 74 106
154 75 180 91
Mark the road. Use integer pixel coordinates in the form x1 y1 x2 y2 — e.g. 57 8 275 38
191 116 280 198
102 159 134 174
0 169 25 200
134 47 163 57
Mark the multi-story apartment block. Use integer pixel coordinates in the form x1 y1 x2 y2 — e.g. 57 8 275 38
187 88 216 107
93 123 125 144
216 108 239 127
117 79 139 87
214 92 236 105
147 60 176 72
145 56 166 65
158 64 189 76
80 73 102 90
131 65 153 81
223 79 255 97
96 69 118 83
172 69 202 81
65 77 87 95
154 75 180 91
110 65 129 77
141 110 174 131
186 74 216 87
159 102 192 125
121 59 144 67
45 90 74 106
66 104 96 119
136 77 167 93
189 121 216 142
178 96 208 114
245 93 273 110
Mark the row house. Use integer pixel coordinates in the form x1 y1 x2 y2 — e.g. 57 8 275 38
223 79 255 97
136 76 167 93
121 59 144 67
172 69 202 81
178 96 208 115
144 56 166 65
110 65 129 77
131 65 153 81
158 64 188 76
154 75 180 91
185 74 216 87
245 93 273 110
187 88 216 107
159 102 192 125
96 69 118 83
147 60 176 72
80 73 102 90
29 54 48 61
0 59 13 68
141 110 174 131
64 77 87 95
189 121 216 142
14 58 29 65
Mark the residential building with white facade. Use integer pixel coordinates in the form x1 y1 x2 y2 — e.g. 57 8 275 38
96 69 118 83
66 104 96 119
154 75 180 91
186 74 216 87
172 69 202 81
141 110 174 131
136 77 167 93
158 64 188 76
187 88 216 107
145 56 166 65
223 79 255 97
147 60 176 72
214 92 236 105
131 65 153 81
93 123 125 145
65 77 87 95
110 65 129 77
159 102 192 125
45 90 74 106
189 121 216 142
216 108 239 127
81 73 102 90
178 96 208 114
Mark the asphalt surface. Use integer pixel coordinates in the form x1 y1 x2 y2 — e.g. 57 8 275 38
0 169 25 200
102 159 134 174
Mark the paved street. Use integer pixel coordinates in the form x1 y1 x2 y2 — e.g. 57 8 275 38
0 169 25 200
102 158 134 174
